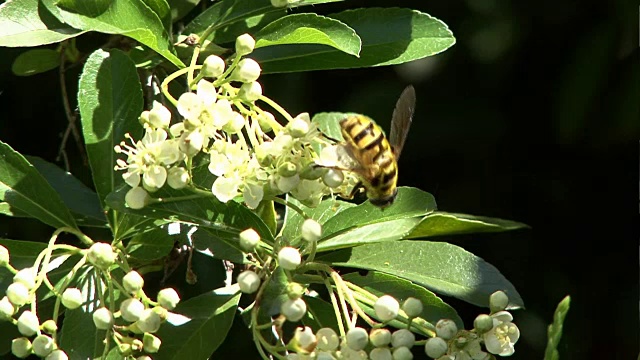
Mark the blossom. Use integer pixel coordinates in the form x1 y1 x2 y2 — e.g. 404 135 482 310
483 311 520 356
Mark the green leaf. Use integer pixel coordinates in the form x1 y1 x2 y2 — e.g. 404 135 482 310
255 13 360 56
0 201 31 218
41 0 184 67
155 286 241 360
0 141 77 229
281 196 355 243
544 296 571 360
0 0 84 47
317 187 436 252
11 48 60 76
302 295 341 332
343 272 463 333
127 226 174 261
191 228 247 264
78 49 148 238
253 8 456 73
167 0 201 22
318 240 524 309
407 212 530 239
142 0 172 31
312 112 357 141
27 156 107 228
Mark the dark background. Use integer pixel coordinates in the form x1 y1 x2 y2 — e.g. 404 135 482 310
0 0 637 359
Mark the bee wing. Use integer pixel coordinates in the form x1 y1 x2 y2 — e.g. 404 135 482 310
389 85 416 160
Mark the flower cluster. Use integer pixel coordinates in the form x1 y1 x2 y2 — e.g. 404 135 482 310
114 33 358 210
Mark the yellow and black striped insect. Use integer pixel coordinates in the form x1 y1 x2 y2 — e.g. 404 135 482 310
338 85 416 208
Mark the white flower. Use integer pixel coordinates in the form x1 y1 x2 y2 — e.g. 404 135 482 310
243 181 264 209
177 92 204 121
483 311 520 356
374 295 399 322
125 186 151 209
212 175 241 203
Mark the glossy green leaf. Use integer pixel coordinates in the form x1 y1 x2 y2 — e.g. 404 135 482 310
255 13 360 56
319 240 524 309
281 196 355 243
127 226 175 261
78 49 147 239
343 272 463 333
0 201 30 218
0 141 77 229
302 295 340 332
191 227 248 264
0 0 84 47
11 48 60 76
142 0 172 31
317 187 436 251
312 112 356 141
167 0 201 22
408 212 530 239
59 286 104 358
27 156 107 228
155 286 241 360
253 7 456 73
41 0 184 67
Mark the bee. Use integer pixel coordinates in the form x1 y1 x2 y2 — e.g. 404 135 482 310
337 86 416 208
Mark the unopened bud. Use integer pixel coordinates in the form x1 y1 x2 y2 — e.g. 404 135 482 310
92 307 114 330
236 33 256 56
322 169 344 188
278 247 301 270
369 347 392 360
136 309 162 333
46 349 68 360
435 319 458 340
301 219 322 242
489 290 509 313
11 337 32 358
239 228 260 251
14 267 36 290
232 58 261 83
473 314 493 334
402 297 423 318
369 328 391 347
125 186 150 209
167 167 190 189
425 337 448 358
157 288 180 310
278 162 298 177
87 242 117 270
32 334 54 357
120 298 145 322
237 271 261 294
202 55 225 78
0 296 15 320
0 245 9 267
42 319 58 334
17 310 39 336
374 295 399 322
346 327 368 351
281 298 306 322
6 282 30 307
238 81 262 102
315 328 339 351
123 271 144 294
143 333 162 353
61 288 83 309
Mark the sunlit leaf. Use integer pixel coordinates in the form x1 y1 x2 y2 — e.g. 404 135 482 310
408 212 530 239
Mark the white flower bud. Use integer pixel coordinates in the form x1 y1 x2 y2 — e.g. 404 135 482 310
322 169 344 188
370 347 392 360
17 310 39 336
123 271 144 294
157 288 180 310
143 333 162 353
232 58 261 83
14 267 37 290
239 228 260 251
202 55 225 78
87 242 117 270
294 326 316 349
237 271 261 294
278 162 298 177
167 167 190 189
315 327 339 351
222 112 245 134
374 295 399 322
42 319 57 334
236 33 256 56
391 329 415 348
393 346 413 360
346 327 368 351
369 328 391 347
288 114 310 138
281 298 306 322
148 101 171 128
11 337 32 358
238 81 262 102
473 314 493 334
0 296 15 320
46 349 69 360
0 245 9 267
136 356 152 360
93 307 114 330
120 298 145 322
136 308 162 333
278 247 301 270
435 319 458 340
402 297 423 318
489 290 509 313
258 111 275 132
424 337 447 358
6 282 30 307
179 130 205 156
270 0 288 7
32 334 54 357
301 219 322 242
61 288 83 309
277 174 300 193
125 186 151 210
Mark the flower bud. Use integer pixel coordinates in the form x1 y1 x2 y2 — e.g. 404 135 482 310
392 329 415 348
6 282 30 307
315 327 339 351
143 333 162 353
281 298 306 322
293 326 316 349
393 346 413 360
374 295 399 322
93 307 114 330
473 314 493 334
301 219 322 242
179 130 205 156
424 337 447 358
239 228 260 251
46 349 68 360
277 174 300 193
125 186 151 209
136 356 152 360
152 305 169 322
32 334 54 357
237 271 261 294
61 288 83 309
278 162 298 177
370 347 392 360
87 242 117 270
322 169 344 188
299 163 325 180
139 110 150 126
271 0 288 7
0 245 9 267
0 296 15 320
14 267 37 290
136 309 162 333
288 114 310 138
148 101 171 128
402 297 423 318
232 58 261 83
119 343 133 356
489 290 509 313
17 310 39 336
278 247 301 270
257 111 275 132
11 337 32 358
202 55 225 78
167 167 190 189
346 327 368 351
236 33 256 56
369 328 391 347
157 288 180 310
120 298 145 322
42 319 58 334
435 319 458 340
238 81 262 102
123 271 144 295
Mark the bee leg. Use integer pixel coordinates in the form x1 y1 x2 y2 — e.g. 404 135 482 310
339 181 365 200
